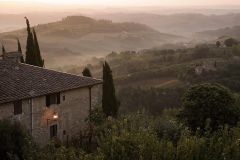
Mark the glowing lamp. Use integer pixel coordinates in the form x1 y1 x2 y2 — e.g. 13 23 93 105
53 112 58 119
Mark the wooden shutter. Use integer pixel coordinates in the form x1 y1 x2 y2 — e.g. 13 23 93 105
57 93 60 104
50 125 57 138
46 95 50 107
14 100 22 115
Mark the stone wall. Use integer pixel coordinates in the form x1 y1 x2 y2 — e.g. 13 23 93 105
0 85 102 146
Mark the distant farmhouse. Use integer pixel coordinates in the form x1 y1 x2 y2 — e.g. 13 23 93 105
0 46 102 145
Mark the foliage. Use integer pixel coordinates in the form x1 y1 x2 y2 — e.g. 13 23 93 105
88 107 106 126
216 41 221 48
178 83 240 131
82 67 92 77
2 44 6 54
96 112 160 160
118 87 185 115
33 28 44 67
25 17 35 66
102 61 119 117
90 112 240 160
0 120 33 160
25 17 44 67
2 110 240 160
224 38 239 47
36 143 86 160
17 38 25 63
192 44 210 59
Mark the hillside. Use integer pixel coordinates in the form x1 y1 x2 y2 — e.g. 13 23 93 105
93 13 240 36
61 43 240 113
196 25 240 40
0 16 183 67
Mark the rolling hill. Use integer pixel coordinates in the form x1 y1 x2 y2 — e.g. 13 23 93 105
196 25 240 40
92 13 240 36
0 16 183 67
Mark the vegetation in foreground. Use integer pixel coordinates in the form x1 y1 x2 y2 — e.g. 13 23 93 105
1 83 240 160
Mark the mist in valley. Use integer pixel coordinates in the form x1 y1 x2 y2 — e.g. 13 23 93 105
1 3 240 69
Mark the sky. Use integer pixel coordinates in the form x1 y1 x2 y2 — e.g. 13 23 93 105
2 0 240 6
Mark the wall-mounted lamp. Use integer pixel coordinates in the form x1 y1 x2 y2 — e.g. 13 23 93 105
47 112 58 126
53 112 58 120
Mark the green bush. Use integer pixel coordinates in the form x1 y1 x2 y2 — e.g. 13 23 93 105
178 83 240 132
0 120 33 160
96 113 161 160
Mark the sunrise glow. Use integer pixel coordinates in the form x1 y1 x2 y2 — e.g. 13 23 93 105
1 0 240 6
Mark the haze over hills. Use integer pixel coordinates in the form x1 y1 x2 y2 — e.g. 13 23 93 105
196 25 240 40
2 13 240 35
92 13 240 36
1 5 240 68
0 12 75 33
0 16 182 67
1 4 240 33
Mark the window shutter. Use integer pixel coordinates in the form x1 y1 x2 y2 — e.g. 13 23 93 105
14 101 22 115
50 125 58 138
57 93 60 104
46 95 50 107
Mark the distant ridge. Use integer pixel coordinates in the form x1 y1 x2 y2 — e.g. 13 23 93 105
196 25 240 40
93 13 240 36
0 15 183 67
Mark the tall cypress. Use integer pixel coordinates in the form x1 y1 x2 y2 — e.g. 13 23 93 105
25 17 36 65
33 28 44 67
17 39 24 63
2 45 5 55
102 61 119 117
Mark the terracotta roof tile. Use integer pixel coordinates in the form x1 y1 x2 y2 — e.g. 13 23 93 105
0 60 102 104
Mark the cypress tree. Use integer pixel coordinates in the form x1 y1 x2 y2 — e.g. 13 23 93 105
2 45 5 55
17 39 24 63
33 28 44 67
82 67 92 77
25 17 36 66
102 61 119 117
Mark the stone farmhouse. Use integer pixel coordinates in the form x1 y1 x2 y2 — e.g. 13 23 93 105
0 50 102 146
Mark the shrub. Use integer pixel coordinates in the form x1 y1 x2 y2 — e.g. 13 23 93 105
0 120 33 160
95 113 161 160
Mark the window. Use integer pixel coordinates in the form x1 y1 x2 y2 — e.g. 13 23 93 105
50 124 57 138
46 93 60 107
14 100 22 115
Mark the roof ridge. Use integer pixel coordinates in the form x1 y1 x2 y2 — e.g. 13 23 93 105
19 62 102 81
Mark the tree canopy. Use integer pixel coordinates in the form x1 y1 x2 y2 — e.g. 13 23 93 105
82 67 92 77
224 38 239 47
178 83 240 131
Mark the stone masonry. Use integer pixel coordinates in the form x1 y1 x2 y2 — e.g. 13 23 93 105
0 85 101 146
